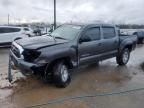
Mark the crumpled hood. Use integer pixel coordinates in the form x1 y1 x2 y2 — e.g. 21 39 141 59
16 36 68 50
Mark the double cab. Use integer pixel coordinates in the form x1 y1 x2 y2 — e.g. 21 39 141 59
10 24 137 88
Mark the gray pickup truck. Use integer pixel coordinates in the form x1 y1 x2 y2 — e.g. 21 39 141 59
10 24 137 88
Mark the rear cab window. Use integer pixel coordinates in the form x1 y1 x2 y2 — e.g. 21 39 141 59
102 26 116 39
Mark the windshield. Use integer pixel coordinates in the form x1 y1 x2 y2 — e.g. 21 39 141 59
51 25 82 40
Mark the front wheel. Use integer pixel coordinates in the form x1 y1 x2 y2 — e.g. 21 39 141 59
53 62 71 88
116 48 130 66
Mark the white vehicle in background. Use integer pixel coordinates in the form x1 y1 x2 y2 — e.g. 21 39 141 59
22 27 34 37
0 26 33 47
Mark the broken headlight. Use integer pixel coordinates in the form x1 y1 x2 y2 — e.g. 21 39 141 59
22 49 41 62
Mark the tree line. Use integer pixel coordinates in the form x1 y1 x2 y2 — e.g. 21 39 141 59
117 24 144 29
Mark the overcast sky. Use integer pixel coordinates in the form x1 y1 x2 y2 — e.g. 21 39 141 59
0 0 144 24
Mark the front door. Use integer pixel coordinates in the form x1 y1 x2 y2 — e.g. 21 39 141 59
78 26 102 65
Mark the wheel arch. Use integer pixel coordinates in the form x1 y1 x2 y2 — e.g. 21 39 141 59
14 37 22 41
46 57 74 72
124 44 133 52
120 42 133 53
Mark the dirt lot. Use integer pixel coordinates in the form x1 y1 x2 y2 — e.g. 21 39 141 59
0 44 144 108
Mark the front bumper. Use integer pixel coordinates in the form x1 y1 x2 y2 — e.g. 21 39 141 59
10 50 43 75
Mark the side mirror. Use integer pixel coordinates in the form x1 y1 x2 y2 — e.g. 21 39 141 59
79 36 91 43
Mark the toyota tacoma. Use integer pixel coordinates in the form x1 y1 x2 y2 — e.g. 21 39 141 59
9 24 137 88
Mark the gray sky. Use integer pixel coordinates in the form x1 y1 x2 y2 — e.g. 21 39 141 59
0 0 144 24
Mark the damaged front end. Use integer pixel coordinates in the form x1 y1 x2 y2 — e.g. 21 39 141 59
22 49 41 62
8 41 45 82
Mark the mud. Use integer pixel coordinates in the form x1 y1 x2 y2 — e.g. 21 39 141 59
0 45 144 108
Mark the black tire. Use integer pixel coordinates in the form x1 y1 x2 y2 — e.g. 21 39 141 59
116 48 130 66
52 61 71 88
43 70 53 83
139 38 144 44
88 62 99 68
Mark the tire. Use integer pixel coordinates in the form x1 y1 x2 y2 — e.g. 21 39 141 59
139 38 144 44
52 61 71 88
43 70 52 83
116 48 130 66
88 62 99 68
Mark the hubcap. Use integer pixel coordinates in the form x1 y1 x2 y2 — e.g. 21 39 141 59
123 50 129 63
61 65 68 82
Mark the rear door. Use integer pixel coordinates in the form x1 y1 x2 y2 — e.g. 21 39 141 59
101 26 119 57
78 26 102 65
11 28 23 40
0 27 21 44
0 27 12 44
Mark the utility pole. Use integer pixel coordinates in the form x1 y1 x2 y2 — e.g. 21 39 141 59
54 0 56 30
8 14 10 25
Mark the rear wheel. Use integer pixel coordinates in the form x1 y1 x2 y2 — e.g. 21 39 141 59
52 61 71 88
139 38 144 44
116 48 130 65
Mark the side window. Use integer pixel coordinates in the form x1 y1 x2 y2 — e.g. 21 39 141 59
82 27 101 41
0 28 4 33
9 28 21 33
0 27 20 34
103 27 115 39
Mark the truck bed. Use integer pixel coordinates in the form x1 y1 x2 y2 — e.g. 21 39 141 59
120 34 137 42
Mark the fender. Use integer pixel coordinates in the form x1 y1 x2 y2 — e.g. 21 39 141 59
119 39 133 52
35 44 78 67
